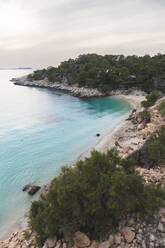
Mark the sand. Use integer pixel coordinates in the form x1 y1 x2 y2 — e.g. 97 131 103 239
79 90 146 160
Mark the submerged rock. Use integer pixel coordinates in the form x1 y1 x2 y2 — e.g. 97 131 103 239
22 184 41 195
22 184 31 192
28 185 41 195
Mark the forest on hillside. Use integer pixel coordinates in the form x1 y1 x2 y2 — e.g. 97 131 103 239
30 53 165 93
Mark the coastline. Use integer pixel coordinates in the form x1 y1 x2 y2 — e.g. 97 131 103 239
11 76 105 98
1 77 146 243
79 90 146 160
11 75 146 159
2 92 165 247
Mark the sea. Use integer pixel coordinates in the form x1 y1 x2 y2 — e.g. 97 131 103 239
0 69 130 240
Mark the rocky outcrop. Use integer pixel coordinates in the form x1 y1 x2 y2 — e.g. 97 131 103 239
39 181 53 200
12 76 105 98
23 184 41 195
111 98 165 159
0 227 38 248
121 227 135 243
74 232 90 247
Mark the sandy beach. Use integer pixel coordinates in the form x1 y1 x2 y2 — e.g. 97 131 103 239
79 90 146 160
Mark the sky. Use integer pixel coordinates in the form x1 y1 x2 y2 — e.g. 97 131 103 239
0 0 165 68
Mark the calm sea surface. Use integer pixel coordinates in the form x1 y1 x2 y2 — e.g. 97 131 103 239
0 70 130 240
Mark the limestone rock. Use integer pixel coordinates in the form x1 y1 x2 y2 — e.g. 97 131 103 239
74 232 90 247
45 237 57 248
114 233 121 245
108 235 114 246
98 240 109 248
149 234 155 242
158 222 164 232
121 227 135 243
90 241 98 248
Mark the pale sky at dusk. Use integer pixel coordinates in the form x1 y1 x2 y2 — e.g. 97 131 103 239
0 0 165 68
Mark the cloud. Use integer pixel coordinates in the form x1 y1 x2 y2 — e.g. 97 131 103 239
0 0 164 67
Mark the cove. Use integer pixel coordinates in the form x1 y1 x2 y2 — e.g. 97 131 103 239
0 70 130 240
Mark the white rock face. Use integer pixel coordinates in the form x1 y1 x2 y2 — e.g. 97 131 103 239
121 227 135 243
74 231 90 247
13 76 105 98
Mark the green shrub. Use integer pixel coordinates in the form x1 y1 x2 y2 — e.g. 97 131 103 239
29 149 165 245
139 110 150 124
131 125 165 168
23 231 31 240
159 101 165 119
141 91 161 108
26 54 165 92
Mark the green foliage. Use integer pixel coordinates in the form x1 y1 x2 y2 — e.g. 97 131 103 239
131 125 165 168
159 101 165 119
29 148 165 245
139 110 150 124
32 70 45 81
31 53 165 93
141 91 161 108
23 231 31 240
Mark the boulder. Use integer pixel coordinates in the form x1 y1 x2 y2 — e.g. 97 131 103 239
158 222 164 232
137 123 145 131
109 235 114 247
44 237 57 248
98 241 110 248
22 184 31 192
132 109 136 114
23 184 41 195
114 233 121 245
121 227 135 243
74 232 90 247
90 241 98 248
28 185 41 195
55 241 62 248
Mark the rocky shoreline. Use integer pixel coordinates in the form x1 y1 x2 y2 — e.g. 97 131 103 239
11 76 105 98
2 82 165 247
79 90 146 160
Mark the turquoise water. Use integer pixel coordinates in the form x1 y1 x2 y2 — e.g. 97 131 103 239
0 70 130 240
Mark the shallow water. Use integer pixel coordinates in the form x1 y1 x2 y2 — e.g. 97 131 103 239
0 70 130 240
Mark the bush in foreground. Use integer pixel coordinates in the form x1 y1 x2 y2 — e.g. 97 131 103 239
29 149 165 245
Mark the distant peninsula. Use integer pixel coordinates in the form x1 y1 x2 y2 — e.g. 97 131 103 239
11 53 165 97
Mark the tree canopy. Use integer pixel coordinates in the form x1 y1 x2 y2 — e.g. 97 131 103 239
29 149 165 245
31 53 165 93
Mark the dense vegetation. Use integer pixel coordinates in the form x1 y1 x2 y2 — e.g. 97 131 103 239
131 125 165 168
29 149 165 245
141 91 161 108
29 53 165 93
159 101 165 119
